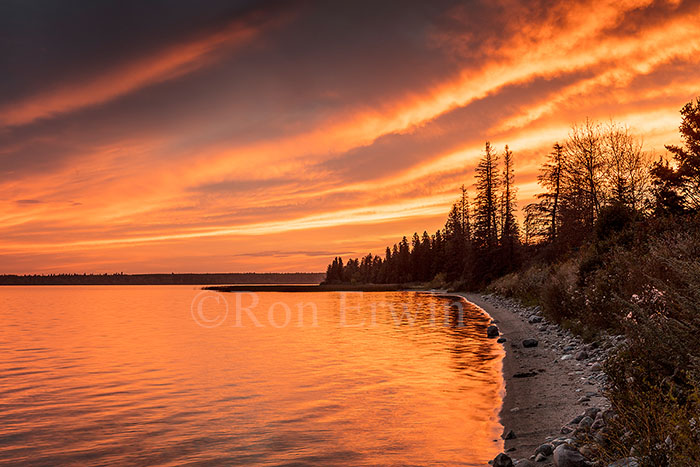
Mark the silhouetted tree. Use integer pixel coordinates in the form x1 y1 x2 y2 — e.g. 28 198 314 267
500 145 520 267
473 142 501 250
659 97 700 212
565 119 606 228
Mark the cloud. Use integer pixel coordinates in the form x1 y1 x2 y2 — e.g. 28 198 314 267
1 0 699 273
15 199 42 205
0 1 295 127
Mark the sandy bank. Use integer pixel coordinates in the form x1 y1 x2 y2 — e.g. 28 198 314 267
444 293 610 466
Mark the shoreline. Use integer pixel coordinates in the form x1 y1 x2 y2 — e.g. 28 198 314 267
205 284 409 292
209 285 615 464
445 293 610 466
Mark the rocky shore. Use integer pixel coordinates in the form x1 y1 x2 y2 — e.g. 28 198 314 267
447 293 634 467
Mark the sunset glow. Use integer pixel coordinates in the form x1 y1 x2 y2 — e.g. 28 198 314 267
2 0 699 273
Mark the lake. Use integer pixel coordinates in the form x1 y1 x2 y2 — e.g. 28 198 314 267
0 286 504 466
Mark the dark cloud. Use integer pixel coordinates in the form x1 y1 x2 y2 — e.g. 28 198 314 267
0 0 287 103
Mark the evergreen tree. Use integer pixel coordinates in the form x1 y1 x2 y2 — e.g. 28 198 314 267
473 142 501 250
659 97 700 211
444 203 466 280
499 145 520 269
528 143 564 243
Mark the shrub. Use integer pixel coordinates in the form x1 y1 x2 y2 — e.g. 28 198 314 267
487 265 548 305
598 228 700 465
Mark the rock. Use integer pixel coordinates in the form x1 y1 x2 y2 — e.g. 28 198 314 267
579 444 595 459
535 443 554 456
522 338 539 348
487 325 500 338
528 315 543 324
553 444 587 467
498 337 508 343
608 458 639 467
578 416 594 429
575 351 589 361
535 452 547 462
503 429 517 440
493 452 514 467
591 418 605 430
561 354 573 361
584 407 601 419
570 415 584 425
601 409 615 423
577 396 590 403
560 426 572 434
514 460 536 467
591 362 602 372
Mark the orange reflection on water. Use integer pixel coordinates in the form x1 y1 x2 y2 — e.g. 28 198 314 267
0 287 504 465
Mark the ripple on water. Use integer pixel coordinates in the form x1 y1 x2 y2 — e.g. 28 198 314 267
0 286 504 466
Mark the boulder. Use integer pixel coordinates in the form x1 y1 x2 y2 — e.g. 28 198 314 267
522 338 539 348
493 452 514 467
487 325 500 338
570 415 584 425
528 315 543 324
497 337 508 343
575 350 589 361
553 444 587 467
578 416 594 429
535 443 554 456
535 452 547 462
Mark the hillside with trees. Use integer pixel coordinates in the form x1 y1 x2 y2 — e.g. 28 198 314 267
323 97 700 465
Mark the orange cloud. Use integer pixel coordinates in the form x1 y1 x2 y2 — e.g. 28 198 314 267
0 14 287 127
2 0 699 273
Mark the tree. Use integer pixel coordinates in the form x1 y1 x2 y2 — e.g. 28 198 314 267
500 145 519 251
444 203 466 280
662 97 700 211
459 184 471 241
565 119 607 227
473 142 501 250
650 157 686 216
603 121 652 211
528 143 565 243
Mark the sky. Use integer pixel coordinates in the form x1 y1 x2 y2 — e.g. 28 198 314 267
1 0 699 274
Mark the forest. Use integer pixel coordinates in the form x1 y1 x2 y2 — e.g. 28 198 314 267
324 97 700 465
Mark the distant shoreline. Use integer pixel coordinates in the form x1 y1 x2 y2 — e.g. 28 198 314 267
205 283 412 293
0 272 325 286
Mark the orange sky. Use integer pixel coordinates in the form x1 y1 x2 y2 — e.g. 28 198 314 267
2 0 699 273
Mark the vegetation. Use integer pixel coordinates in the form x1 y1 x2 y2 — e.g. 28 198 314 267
324 97 700 466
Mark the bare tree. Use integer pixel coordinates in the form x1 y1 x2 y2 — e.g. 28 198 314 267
603 121 653 211
565 119 607 226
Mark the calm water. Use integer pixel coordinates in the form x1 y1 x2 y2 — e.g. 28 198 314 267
0 286 504 466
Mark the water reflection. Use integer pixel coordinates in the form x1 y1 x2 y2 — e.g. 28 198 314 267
0 286 504 466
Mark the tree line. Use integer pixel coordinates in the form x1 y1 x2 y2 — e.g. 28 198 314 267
324 98 700 289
